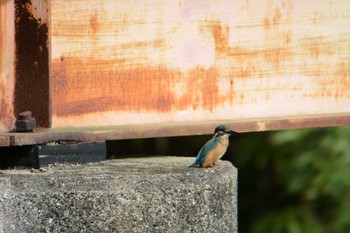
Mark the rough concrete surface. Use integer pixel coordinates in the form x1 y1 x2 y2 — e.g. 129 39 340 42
0 157 237 233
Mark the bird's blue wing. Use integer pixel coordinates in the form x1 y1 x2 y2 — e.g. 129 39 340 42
198 138 221 165
188 137 220 167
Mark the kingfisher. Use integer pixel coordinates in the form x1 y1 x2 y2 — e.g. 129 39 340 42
188 125 238 170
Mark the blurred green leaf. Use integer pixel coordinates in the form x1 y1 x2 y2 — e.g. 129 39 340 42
236 126 350 232
252 207 322 233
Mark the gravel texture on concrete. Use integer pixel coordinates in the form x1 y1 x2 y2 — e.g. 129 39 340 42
0 157 237 233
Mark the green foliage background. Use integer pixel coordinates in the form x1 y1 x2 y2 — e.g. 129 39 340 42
229 126 350 233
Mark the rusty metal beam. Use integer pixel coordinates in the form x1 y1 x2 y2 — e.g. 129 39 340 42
0 114 349 147
50 0 350 129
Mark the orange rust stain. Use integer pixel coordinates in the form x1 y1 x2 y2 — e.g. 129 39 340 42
299 37 343 90
51 59 231 116
263 17 271 30
309 44 320 58
208 20 230 55
273 8 282 26
302 60 350 99
182 67 220 111
0 84 9 129
263 7 282 30
120 40 165 49
229 79 236 103
284 31 292 44
89 11 99 34
52 61 173 115
320 62 350 98
0 8 3 81
208 19 288 72
0 7 5 128
0 80 14 130
0 4 14 131
308 37 335 58
231 64 256 79
207 19 294 72
0 14 2 71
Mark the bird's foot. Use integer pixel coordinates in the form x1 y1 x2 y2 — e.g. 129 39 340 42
212 165 222 171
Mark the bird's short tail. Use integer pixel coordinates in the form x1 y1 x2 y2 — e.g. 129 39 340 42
188 161 199 168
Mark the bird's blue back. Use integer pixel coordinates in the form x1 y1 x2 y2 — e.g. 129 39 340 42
188 137 221 167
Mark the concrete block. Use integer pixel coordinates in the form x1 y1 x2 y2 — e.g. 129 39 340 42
0 157 237 232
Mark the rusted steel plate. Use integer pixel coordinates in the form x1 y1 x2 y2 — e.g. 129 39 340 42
51 0 350 129
0 114 349 146
14 0 50 128
1 0 50 132
0 1 15 132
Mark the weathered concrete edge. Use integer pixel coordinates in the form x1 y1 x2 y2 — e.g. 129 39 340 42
0 157 238 233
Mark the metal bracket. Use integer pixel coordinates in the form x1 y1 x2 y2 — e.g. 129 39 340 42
15 111 36 132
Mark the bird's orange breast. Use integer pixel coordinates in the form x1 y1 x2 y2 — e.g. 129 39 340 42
201 141 227 168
